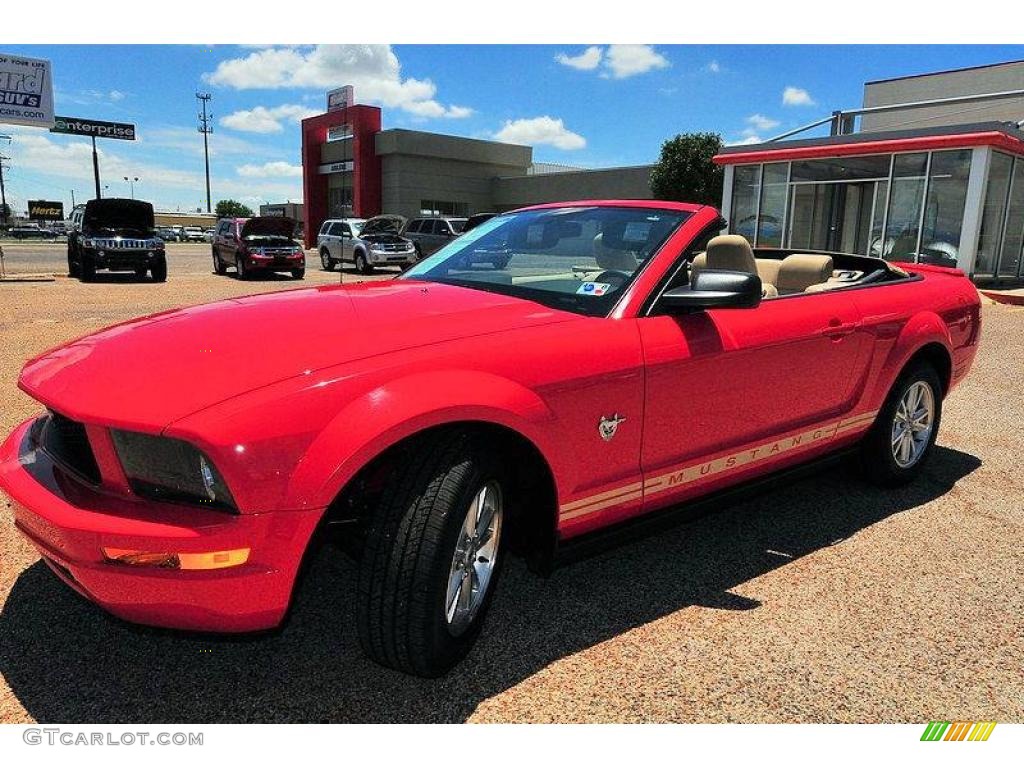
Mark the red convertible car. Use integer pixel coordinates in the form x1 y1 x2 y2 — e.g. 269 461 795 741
0 200 981 676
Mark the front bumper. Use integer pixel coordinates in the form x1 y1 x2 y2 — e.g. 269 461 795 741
368 250 416 265
247 253 305 270
0 418 322 633
85 247 163 271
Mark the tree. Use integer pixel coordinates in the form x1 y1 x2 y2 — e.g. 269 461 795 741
215 199 254 218
649 132 724 206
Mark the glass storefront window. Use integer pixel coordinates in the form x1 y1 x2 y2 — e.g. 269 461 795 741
997 158 1024 279
976 152 1013 276
919 150 972 269
883 153 929 263
730 165 761 242
757 163 788 247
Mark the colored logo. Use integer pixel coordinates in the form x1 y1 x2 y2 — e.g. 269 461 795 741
920 721 996 741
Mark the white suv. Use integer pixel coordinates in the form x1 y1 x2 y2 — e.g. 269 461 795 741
317 215 415 274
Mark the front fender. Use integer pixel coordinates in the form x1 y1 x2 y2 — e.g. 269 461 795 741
289 369 562 510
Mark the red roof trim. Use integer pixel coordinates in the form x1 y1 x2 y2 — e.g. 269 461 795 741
714 131 1024 165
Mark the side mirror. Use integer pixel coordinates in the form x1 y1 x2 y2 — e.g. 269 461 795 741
658 269 762 312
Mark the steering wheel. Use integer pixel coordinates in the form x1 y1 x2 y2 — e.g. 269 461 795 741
592 270 630 290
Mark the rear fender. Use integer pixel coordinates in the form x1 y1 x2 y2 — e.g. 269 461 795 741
289 370 561 510
870 310 953 405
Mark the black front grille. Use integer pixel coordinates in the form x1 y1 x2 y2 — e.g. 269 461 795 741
38 412 101 484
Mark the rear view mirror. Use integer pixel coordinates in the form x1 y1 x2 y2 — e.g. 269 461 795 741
658 269 762 312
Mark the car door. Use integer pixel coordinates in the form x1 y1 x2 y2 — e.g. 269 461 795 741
338 223 352 261
637 289 870 512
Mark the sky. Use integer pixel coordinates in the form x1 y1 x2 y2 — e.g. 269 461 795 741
1 44 1023 215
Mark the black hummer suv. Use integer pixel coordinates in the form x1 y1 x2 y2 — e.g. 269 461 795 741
67 198 167 282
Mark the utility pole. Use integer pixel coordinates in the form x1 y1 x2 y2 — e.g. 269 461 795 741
70 189 76 208
0 134 9 228
91 136 102 199
0 155 8 228
196 92 213 213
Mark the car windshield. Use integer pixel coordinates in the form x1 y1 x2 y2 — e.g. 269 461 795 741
448 218 468 233
351 220 366 235
401 206 690 316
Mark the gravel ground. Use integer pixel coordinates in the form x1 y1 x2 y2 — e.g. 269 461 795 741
0 249 1021 723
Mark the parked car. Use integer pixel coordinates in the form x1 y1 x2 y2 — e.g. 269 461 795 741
212 216 305 279
315 217 366 271
202 228 215 243
463 212 497 232
403 215 468 258
0 201 981 678
318 214 415 274
8 224 55 240
154 226 179 242
181 226 205 242
66 198 166 281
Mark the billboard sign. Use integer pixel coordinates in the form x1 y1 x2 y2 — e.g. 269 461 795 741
50 115 136 140
28 200 64 221
0 53 54 128
318 160 354 175
327 85 354 112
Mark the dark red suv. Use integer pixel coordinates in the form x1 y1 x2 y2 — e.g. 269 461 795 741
212 217 305 280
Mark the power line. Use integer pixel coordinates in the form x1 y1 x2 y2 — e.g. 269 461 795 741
196 92 213 213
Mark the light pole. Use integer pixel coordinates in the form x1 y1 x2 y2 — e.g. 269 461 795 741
0 134 10 228
123 176 139 199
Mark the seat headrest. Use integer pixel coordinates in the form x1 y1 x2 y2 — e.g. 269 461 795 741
777 254 834 293
705 235 756 274
593 232 638 272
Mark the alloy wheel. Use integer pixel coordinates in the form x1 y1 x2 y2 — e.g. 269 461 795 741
891 380 935 468
445 481 503 636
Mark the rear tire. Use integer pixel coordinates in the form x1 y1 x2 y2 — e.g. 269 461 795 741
357 431 508 677
355 251 373 275
320 248 336 271
151 256 167 282
860 360 942 486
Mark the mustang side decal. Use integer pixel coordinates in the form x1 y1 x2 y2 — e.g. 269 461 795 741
560 409 879 522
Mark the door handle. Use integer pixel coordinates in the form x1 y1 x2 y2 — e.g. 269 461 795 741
818 320 860 338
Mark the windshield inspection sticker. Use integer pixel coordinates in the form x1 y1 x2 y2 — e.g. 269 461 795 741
577 282 611 296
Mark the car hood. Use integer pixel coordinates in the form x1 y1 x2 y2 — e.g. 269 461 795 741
19 280 576 430
83 198 154 234
241 216 295 239
361 214 405 236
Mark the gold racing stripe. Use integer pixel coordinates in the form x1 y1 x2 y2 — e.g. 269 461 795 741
559 410 878 520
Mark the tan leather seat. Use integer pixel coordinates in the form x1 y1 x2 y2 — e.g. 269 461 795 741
691 236 778 298
776 254 834 294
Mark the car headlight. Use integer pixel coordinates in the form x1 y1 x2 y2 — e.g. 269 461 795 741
82 238 95 248
111 430 237 512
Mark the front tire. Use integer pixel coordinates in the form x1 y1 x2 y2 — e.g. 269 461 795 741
290 267 305 279
236 255 250 280
861 360 942 486
151 256 167 282
354 251 373 275
213 248 227 275
80 253 96 282
357 431 508 677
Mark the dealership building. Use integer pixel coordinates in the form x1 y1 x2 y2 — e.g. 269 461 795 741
299 93 653 246
715 60 1024 283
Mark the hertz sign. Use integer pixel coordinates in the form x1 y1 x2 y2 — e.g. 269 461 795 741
28 200 64 221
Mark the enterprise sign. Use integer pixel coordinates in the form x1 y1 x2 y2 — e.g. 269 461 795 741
50 115 136 140
318 160 354 175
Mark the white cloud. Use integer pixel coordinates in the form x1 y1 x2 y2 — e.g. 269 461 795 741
554 44 668 79
494 116 586 151
706 60 722 74
726 135 764 146
237 161 303 178
142 125 267 158
783 86 815 106
746 114 780 131
204 44 471 119
221 104 320 134
603 44 669 79
555 46 603 71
